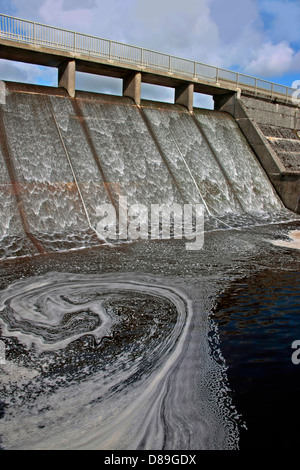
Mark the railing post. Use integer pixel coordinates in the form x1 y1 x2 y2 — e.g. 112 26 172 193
169 55 172 73
109 40 112 60
33 21 35 43
74 31 76 52
216 67 219 83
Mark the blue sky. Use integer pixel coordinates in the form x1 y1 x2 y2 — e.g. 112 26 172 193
0 0 299 108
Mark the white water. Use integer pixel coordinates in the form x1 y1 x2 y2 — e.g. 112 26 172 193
0 92 89 236
0 87 296 259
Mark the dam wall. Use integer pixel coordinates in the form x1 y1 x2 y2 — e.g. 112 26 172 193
0 15 299 221
0 81 293 260
214 92 300 214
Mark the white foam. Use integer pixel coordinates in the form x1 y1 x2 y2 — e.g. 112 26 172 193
0 272 240 450
270 230 300 250
0 81 6 105
0 360 39 385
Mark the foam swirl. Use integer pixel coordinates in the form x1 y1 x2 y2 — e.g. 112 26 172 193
0 272 240 450
0 272 187 352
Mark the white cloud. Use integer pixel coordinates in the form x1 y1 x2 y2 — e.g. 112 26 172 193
39 0 94 29
210 0 261 46
133 0 219 60
0 59 57 85
76 73 122 95
0 60 28 83
10 0 43 21
63 0 97 10
259 0 300 46
246 41 300 77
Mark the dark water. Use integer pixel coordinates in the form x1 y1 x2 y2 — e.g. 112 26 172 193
212 269 300 450
0 221 299 450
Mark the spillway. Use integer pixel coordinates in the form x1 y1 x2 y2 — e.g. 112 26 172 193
0 81 293 260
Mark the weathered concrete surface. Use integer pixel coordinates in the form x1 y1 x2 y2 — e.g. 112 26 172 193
215 92 300 213
58 60 76 98
175 83 194 112
240 94 300 129
123 72 141 106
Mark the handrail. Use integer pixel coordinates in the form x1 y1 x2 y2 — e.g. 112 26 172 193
0 13 296 100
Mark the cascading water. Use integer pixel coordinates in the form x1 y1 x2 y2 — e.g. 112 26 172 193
0 83 295 258
193 111 282 213
0 82 299 451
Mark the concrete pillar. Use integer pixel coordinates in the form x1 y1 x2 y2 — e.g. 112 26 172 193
175 83 194 112
58 60 76 97
123 72 141 105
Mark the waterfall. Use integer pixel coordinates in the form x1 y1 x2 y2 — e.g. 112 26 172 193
0 83 294 259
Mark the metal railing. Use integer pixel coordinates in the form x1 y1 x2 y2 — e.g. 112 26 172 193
0 13 297 101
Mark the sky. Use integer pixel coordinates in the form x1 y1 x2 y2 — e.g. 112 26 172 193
0 0 299 108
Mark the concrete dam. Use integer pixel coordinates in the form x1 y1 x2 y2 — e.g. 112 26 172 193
0 15 300 452
0 81 297 260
